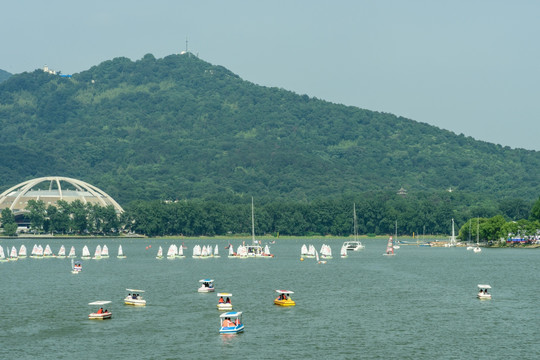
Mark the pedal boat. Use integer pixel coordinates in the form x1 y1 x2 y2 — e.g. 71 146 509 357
219 311 244 334
198 279 215 293
125 289 147 306
477 284 492 300
274 290 296 306
88 301 112 320
217 292 233 311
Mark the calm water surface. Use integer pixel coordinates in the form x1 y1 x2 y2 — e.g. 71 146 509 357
1 238 539 359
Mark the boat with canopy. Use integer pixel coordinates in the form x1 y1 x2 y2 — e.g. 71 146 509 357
274 290 295 306
71 259 82 274
217 292 233 311
477 284 492 300
219 312 244 334
198 279 215 292
124 289 147 306
88 301 112 320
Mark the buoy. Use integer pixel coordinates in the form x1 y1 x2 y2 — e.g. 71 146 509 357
145 246 148 250
300 257 304 261
149 245 152 248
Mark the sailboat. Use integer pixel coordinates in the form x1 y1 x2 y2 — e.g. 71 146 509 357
340 244 348 258
93 245 102 260
192 244 202 258
101 245 109 258
473 218 482 253
117 244 126 259
393 221 400 249
18 244 27 258
320 244 332 259
446 219 457 247
228 245 235 258
383 236 395 256
177 244 185 258
301 244 309 258
156 246 163 259
343 203 365 251
57 245 66 259
213 244 220 258
43 244 54 258
67 246 76 258
81 245 91 260
245 197 264 257
9 246 18 261
316 250 326 264
167 244 177 259
262 244 273 258
0 246 7 262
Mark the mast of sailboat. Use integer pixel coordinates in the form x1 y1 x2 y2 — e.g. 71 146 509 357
395 220 398 243
251 197 256 244
353 203 358 242
451 218 456 245
476 218 479 245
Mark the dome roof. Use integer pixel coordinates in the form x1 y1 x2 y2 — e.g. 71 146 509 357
0 176 123 214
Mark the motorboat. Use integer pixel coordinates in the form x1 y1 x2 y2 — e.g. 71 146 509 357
219 311 244 334
88 301 112 320
477 284 492 300
343 241 365 251
198 279 215 293
274 290 295 306
473 246 482 253
124 289 147 306
117 245 126 259
217 292 233 311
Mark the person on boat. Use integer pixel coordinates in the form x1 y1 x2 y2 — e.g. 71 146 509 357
226 297 231 304
219 297 224 303
222 317 233 327
97 308 103 314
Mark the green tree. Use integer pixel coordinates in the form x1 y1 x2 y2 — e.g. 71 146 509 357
26 200 46 233
530 196 540 221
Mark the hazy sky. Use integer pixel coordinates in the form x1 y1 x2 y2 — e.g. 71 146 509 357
2 1 539 150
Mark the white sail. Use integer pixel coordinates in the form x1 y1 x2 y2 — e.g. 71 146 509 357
214 244 220 257
101 244 109 257
44 244 53 257
340 245 348 258
0 246 6 259
301 244 308 256
228 245 234 256
31 244 38 256
57 245 66 257
192 244 202 257
68 246 76 258
19 244 27 257
264 244 270 255
156 246 163 258
315 250 319 262
37 245 44 256
82 245 90 258
201 245 209 257
118 245 124 257
177 244 184 257
167 244 177 258
10 246 18 259
93 245 102 259
384 237 395 255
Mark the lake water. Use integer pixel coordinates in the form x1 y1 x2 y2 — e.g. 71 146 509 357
1 237 539 359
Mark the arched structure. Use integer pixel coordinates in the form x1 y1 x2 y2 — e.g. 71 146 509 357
0 176 123 215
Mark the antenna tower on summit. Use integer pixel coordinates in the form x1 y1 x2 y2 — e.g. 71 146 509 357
185 37 189 53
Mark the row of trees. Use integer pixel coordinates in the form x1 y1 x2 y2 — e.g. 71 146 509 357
2 194 539 240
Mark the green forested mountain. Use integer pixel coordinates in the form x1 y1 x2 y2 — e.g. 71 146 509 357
0 53 538 206
0 69 11 83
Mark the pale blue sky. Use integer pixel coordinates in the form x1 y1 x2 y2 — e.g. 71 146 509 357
2 1 539 150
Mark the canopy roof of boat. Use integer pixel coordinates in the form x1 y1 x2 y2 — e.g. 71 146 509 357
217 293 232 297
88 301 111 306
343 241 362 244
477 284 491 289
126 288 145 292
220 311 242 318
199 279 214 283
275 290 294 294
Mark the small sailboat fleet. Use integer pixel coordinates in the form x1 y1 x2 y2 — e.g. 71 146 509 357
124 289 146 306
383 236 395 256
117 244 126 259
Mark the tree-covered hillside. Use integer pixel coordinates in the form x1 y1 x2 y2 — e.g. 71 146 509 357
0 53 538 205
0 69 11 83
